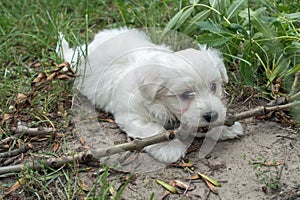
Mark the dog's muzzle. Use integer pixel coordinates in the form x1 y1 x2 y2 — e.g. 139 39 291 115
203 111 218 122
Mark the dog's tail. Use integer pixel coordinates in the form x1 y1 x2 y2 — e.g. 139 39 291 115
56 32 85 69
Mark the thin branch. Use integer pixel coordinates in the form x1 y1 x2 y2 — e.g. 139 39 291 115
10 125 55 136
92 129 175 159
0 136 18 146
0 151 91 175
0 131 175 175
225 100 300 126
0 144 31 159
267 91 300 106
0 91 299 175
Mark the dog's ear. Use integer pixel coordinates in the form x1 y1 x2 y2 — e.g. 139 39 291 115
175 48 228 83
198 46 228 83
135 67 166 102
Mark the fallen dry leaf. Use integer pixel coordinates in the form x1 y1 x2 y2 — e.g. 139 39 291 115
78 180 91 191
46 72 56 82
168 161 193 168
79 137 86 145
1 113 13 125
32 72 47 84
203 178 218 194
15 93 28 104
264 161 284 166
28 60 41 68
198 172 222 187
53 142 59 152
109 185 116 197
161 180 177 199
189 173 200 180
107 119 115 123
174 180 195 191
6 178 26 196
251 161 284 166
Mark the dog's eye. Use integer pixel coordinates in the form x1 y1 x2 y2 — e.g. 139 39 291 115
210 82 217 93
180 91 194 100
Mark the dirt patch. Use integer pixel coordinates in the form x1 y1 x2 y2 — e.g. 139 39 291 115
68 94 300 199
110 119 299 200
1 103 299 199
70 101 299 200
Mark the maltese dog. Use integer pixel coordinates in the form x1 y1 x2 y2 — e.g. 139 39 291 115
56 28 243 163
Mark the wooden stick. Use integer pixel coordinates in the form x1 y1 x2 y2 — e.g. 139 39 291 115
10 125 55 136
0 90 299 175
225 101 300 126
0 144 31 159
0 131 175 175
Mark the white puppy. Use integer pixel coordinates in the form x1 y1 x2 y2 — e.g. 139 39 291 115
57 28 243 163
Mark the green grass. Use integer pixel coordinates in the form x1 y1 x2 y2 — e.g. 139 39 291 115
164 0 300 95
0 0 299 198
0 0 175 198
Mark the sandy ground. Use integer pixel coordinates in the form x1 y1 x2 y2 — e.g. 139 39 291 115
76 110 300 200
1 96 299 199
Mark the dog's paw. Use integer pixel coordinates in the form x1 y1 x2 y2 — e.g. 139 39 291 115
219 122 244 140
144 139 187 163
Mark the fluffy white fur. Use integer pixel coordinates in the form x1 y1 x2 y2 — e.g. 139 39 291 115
57 28 244 163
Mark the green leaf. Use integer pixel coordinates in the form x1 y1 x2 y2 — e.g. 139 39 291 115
250 9 275 38
267 59 288 85
209 0 219 9
284 12 300 20
285 63 300 77
209 0 231 12
183 10 211 34
174 6 195 30
198 172 222 187
240 45 254 86
163 9 185 34
156 180 178 193
198 20 225 33
226 0 247 20
229 23 249 37
190 0 199 4
197 33 233 47
240 8 275 38
163 6 194 36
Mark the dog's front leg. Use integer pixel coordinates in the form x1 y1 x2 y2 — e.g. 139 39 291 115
115 116 187 163
219 122 244 140
115 117 166 139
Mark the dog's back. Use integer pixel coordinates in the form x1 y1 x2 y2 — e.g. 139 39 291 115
57 28 166 72
56 28 170 109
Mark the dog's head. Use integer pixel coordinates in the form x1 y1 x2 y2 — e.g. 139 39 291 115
137 47 228 132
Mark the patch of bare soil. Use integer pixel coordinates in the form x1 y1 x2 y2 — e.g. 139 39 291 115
74 112 299 200
69 92 299 199
1 93 299 199
110 119 298 200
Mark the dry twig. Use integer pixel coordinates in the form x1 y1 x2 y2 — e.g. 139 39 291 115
225 100 300 126
0 97 299 175
0 144 32 159
10 125 55 137
0 131 175 175
0 65 299 175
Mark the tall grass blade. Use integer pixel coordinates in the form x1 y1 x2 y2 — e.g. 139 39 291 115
163 9 184 35
183 10 211 34
240 45 254 86
174 6 194 30
197 33 233 46
227 0 247 20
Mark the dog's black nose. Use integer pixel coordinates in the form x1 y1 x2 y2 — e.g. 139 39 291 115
203 112 218 122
